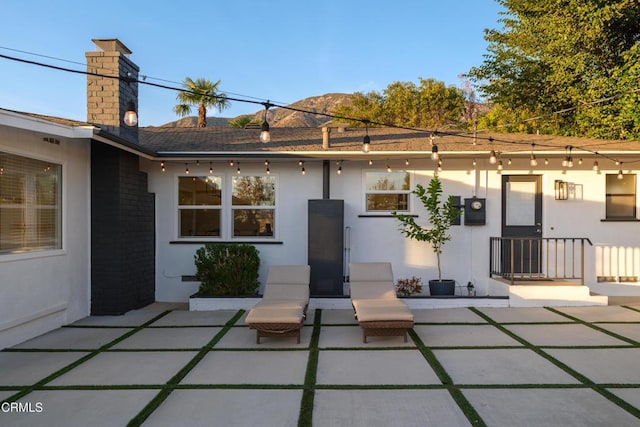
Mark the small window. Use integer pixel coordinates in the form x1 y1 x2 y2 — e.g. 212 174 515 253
232 176 276 237
178 176 222 237
606 174 636 219
0 151 62 254
364 171 411 212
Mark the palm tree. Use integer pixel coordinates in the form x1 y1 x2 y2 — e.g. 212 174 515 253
174 77 230 128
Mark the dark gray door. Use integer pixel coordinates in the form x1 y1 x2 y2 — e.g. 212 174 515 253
501 175 543 275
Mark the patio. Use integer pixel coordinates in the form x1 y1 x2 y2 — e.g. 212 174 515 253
1 304 640 426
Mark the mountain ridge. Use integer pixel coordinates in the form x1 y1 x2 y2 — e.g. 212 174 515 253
158 93 354 128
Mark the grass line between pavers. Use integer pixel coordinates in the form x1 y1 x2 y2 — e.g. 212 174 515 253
0 310 172 405
623 306 640 314
298 309 322 427
126 309 244 427
409 329 487 427
545 307 640 346
470 307 640 420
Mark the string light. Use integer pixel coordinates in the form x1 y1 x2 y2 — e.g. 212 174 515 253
337 160 343 175
544 158 549 165
472 159 477 167
236 162 241 174
497 160 504 171
3 50 637 166
618 162 624 179
507 158 512 165
405 159 410 166
229 160 234 166
368 159 373 166
430 134 439 161
185 163 189 174
209 162 213 174
437 159 443 172
362 123 371 153
259 102 271 143
489 150 497 164
300 161 306 175
530 144 538 167
593 153 600 172
160 161 165 172
386 163 392 173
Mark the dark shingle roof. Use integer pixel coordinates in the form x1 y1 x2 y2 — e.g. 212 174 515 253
138 126 640 157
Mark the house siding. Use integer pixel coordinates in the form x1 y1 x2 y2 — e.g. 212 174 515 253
144 156 640 302
0 125 90 349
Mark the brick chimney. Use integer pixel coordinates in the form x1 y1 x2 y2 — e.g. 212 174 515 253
85 39 139 143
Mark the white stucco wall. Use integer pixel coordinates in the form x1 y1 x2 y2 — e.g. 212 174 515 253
0 125 90 349
144 155 640 302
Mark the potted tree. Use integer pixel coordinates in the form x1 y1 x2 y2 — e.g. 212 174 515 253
392 175 462 296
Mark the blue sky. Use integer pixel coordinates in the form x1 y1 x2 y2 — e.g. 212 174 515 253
0 1 504 126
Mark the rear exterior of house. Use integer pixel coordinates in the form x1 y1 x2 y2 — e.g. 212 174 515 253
2 37 639 349
142 154 640 303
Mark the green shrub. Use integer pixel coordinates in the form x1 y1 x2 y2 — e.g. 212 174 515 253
194 243 260 296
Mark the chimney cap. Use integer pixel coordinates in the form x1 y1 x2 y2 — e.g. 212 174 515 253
92 39 132 56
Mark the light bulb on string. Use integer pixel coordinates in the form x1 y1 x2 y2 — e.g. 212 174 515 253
489 150 497 164
185 163 189 174
209 162 213 174
259 102 271 143
618 162 624 180
161 161 165 173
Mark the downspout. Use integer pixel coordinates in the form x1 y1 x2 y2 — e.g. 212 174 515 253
322 126 331 199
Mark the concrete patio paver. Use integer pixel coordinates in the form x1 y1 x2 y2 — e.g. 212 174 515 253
316 350 441 385
477 307 574 323
596 323 640 343
413 307 487 323
414 324 522 347
142 389 302 427
313 389 471 427
48 351 197 386
180 350 308 385
434 348 580 384
0 351 88 386
318 325 414 348
215 326 312 348
13 327 133 350
150 309 237 326
0 390 158 427
608 388 640 408
545 348 640 383
463 388 640 427
502 323 632 346
110 327 221 350
554 306 640 322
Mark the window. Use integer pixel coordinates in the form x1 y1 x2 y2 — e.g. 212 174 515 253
0 151 62 254
176 174 276 239
232 176 275 237
178 176 222 237
364 171 411 212
606 174 636 219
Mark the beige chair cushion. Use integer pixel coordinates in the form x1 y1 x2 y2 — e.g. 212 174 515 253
356 303 414 322
349 262 397 300
263 284 310 301
246 307 304 324
252 299 307 311
352 298 408 312
266 265 311 285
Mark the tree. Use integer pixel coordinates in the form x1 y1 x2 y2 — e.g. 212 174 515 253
392 176 462 282
467 0 640 139
332 78 467 129
174 77 230 128
228 116 259 128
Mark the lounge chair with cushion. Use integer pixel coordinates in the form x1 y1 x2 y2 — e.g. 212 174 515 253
245 265 310 344
349 262 414 343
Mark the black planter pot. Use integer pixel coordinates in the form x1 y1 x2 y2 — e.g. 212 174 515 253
428 279 456 296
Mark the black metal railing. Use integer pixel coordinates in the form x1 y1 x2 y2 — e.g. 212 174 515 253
490 237 592 286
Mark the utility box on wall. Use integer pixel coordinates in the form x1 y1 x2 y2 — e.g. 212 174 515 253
464 197 486 226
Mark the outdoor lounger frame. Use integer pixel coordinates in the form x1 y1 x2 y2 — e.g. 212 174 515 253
349 262 415 343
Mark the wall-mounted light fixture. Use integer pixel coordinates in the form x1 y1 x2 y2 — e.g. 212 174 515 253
554 180 568 200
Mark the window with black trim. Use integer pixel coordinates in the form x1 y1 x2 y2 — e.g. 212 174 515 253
364 171 411 212
0 151 62 254
605 174 636 219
